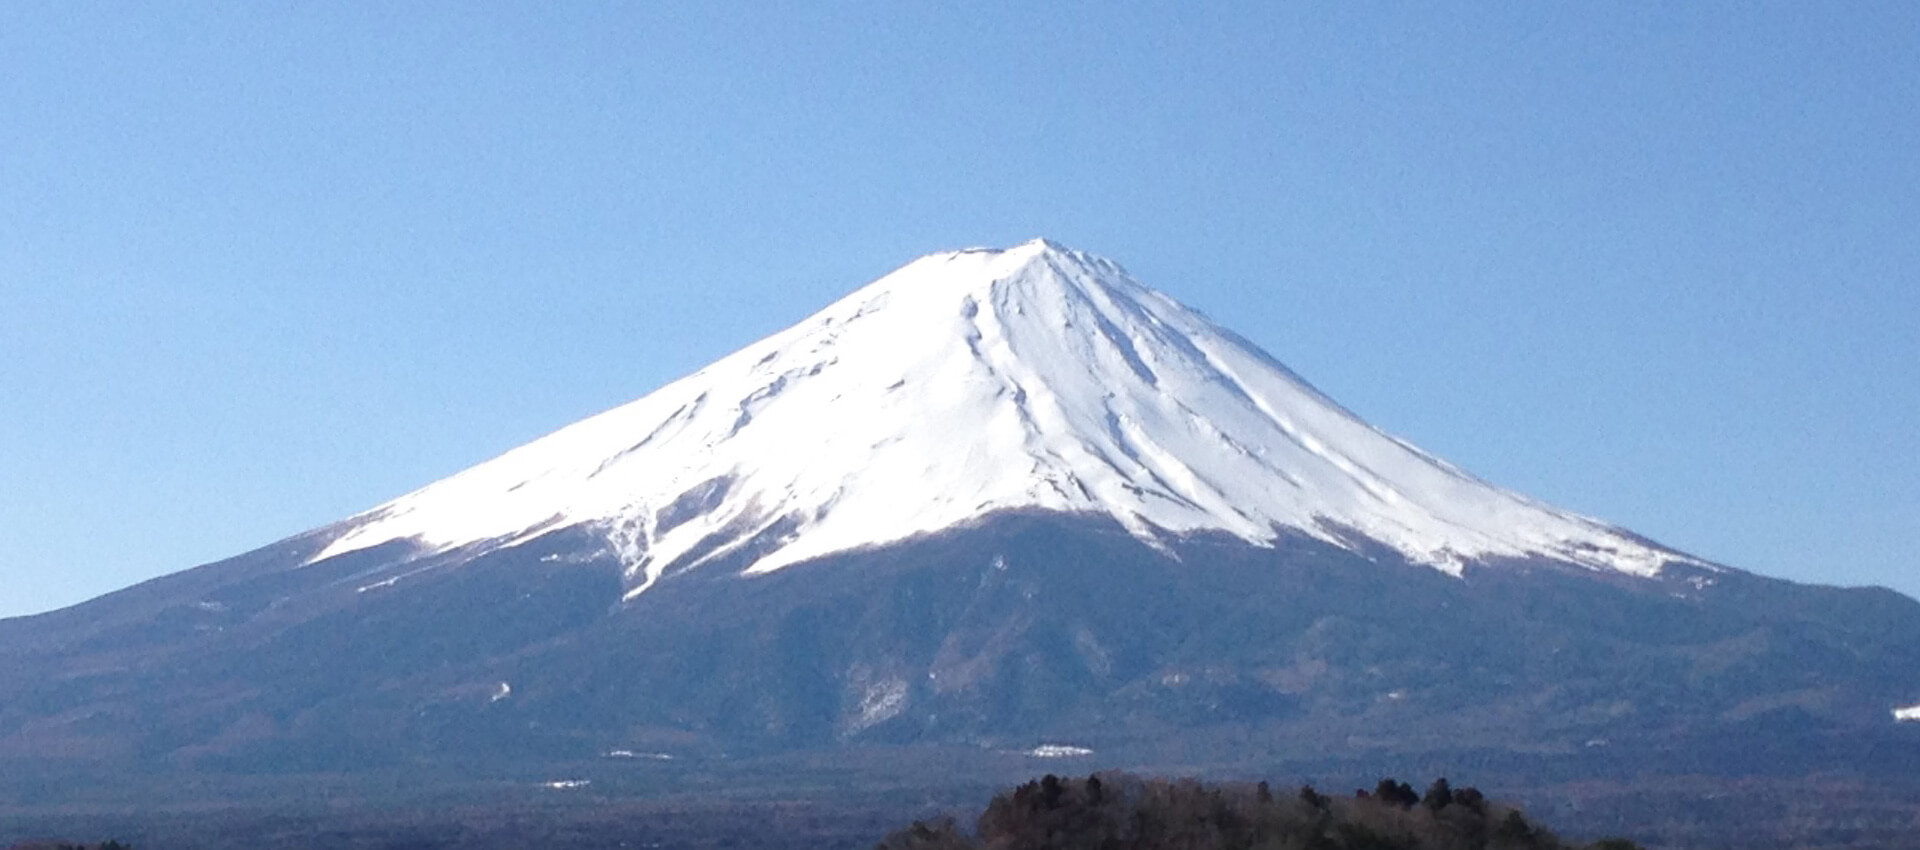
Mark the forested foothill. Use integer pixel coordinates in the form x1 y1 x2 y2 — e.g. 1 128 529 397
878 773 1643 850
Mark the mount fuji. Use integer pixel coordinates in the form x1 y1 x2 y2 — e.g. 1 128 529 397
2 240 1916 791
318 239 1684 593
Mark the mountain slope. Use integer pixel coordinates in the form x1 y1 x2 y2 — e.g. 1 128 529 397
3 513 1916 776
314 239 1691 603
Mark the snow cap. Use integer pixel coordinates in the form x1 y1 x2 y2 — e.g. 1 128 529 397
314 240 1696 598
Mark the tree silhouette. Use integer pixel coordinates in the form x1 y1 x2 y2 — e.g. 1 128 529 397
881 772 1647 850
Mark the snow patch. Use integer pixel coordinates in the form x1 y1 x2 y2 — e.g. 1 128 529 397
1027 744 1095 758
848 676 909 732
605 750 675 760
1895 704 1920 722
355 563 440 594
490 682 511 703
542 780 591 790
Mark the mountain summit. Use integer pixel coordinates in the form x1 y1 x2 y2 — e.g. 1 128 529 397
316 239 1689 599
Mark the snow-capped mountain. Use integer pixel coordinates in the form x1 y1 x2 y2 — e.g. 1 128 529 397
316 238 1690 598
3 239 1916 799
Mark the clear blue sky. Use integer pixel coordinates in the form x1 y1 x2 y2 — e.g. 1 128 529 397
3 3 1916 618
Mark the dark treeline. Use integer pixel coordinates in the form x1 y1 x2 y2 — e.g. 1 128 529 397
878 773 1644 850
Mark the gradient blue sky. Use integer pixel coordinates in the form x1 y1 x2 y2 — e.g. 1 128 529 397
3 3 1916 618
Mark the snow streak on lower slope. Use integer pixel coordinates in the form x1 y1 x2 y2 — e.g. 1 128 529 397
314 239 1693 596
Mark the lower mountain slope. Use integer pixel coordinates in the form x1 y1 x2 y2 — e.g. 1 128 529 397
3 511 1916 783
